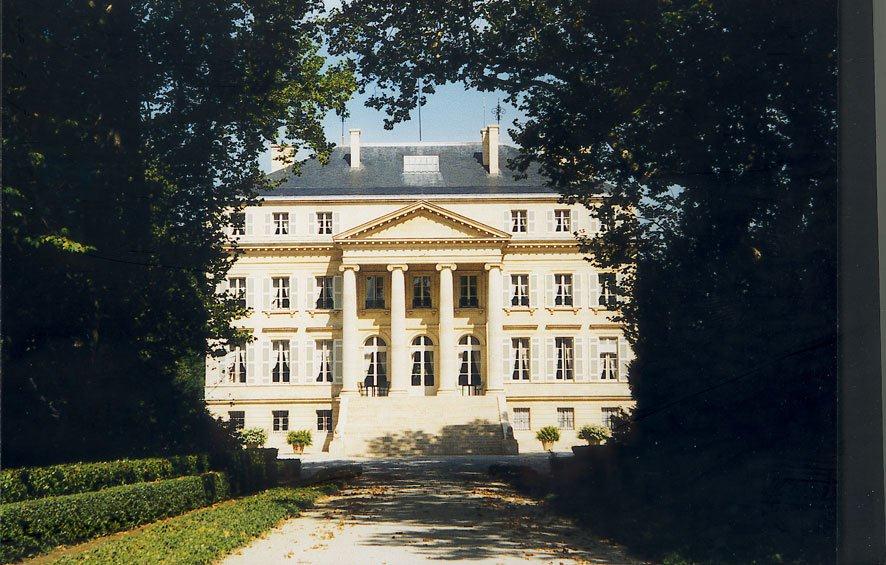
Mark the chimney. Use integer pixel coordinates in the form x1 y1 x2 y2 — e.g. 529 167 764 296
481 127 489 167
349 128 362 169
486 124 500 175
270 143 294 171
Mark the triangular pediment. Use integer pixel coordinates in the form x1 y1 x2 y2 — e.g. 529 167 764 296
334 201 511 242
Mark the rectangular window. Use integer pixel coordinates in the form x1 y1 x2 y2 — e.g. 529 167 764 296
271 340 290 383
228 411 245 430
557 407 575 430
227 347 247 383
512 408 530 431
412 276 432 308
228 277 247 309
554 209 572 232
316 212 333 235
317 409 333 431
555 337 575 380
315 276 334 309
554 274 574 306
365 276 385 309
272 410 289 431
511 210 528 233
511 338 530 380
315 340 333 383
599 273 618 308
459 275 479 308
273 212 289 235
511 274 530 307
403 155 440 173
600 337 618 380
271 277 290 309
602 407 620 431
231 212 246 236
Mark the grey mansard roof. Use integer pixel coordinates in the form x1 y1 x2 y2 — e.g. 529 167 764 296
261 142 557 197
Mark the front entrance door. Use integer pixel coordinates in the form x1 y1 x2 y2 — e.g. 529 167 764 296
410 336 435 396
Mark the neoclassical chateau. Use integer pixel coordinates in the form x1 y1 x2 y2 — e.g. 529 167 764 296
205 126 633 455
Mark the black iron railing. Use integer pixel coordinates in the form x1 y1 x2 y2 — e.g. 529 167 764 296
358 383 389 397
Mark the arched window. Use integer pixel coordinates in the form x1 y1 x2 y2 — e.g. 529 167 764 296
411 336 435 387
363 336 388 390
458 335 481 391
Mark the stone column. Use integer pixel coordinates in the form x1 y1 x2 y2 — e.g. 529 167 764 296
339 265 360 396
485 263 505 394
436 264 458 395
387 264 409 396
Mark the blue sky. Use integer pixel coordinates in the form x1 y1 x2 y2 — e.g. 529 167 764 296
259 83 523 172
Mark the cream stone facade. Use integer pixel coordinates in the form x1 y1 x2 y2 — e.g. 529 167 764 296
205 127 633 456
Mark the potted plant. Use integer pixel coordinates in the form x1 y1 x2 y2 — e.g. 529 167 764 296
535 426 560 451
238 427 267 449
286 430 313 454
577 424 612 445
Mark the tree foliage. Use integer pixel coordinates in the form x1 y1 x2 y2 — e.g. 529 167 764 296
2 0 354 465
327 1 837 560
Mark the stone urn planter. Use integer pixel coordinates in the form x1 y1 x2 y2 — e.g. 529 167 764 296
287 430 312 455
577 424 611 446
535 426 560 452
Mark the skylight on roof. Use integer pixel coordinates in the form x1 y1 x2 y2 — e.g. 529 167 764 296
403 155 439 173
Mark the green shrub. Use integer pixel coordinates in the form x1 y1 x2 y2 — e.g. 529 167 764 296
536 426 561 443
238 428 267 447
212 448 278 496
577 424 612 444
0 454 210 504
286 430 312 447
0 472 228 562
54 484 339 564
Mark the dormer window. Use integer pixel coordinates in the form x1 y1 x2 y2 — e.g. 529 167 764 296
403 155 439 173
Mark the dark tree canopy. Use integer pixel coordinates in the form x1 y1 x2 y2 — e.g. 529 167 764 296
2 0 354 465
327 1 837 561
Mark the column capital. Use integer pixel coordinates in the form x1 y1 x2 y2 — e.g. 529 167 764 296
484 262 503 271
435 263 458 272
339 264 360 273
386 264 409 272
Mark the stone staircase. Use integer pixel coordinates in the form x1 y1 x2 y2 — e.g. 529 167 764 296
330 395 517 457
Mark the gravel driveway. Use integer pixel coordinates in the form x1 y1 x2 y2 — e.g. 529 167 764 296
222 456 645 564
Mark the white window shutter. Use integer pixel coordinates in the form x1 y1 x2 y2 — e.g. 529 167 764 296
503 210 512 232
246 343 257 384
289 275 299 311
546 210 555 233
501 337 511 381
260 340 271 384
245 210 254 236
527 210 536 233
333 275 343 309
590 215 601 234
545 337 555 381
573 273 583 307
589 271 600 309
308 212 317 235
501 272 511 308
588 336 600 380
618 337 631 380
530 273 540 308
616 272 626 305
530 337 541 381
264 212 272 236
289 338 301 383
332 212 341 234
246 277 256 310
304 340 315 383
333 339 343 383
574 336 585 381
262 278 271 311
545 274 555 307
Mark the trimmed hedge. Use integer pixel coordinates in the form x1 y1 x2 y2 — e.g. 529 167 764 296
0 471 228 562
54 485 338 564
214 448 278 495
0 454 210 503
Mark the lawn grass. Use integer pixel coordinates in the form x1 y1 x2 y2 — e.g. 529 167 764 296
50 484 338 564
